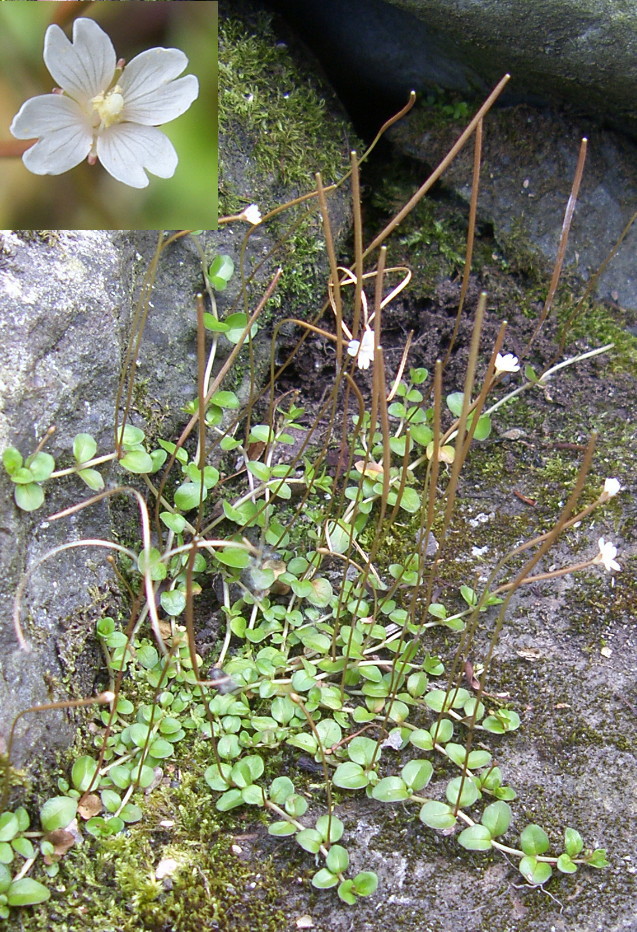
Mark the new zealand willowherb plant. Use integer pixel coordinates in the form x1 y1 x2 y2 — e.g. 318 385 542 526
1 79 621 921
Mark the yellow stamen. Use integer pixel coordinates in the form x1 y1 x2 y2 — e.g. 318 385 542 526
91 84 125 128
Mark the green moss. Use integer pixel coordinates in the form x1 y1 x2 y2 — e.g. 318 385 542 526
22 812 287 931
219 7 354 215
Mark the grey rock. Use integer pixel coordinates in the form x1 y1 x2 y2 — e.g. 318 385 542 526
389 103 637 309
0 0 354 772
388 0 637 139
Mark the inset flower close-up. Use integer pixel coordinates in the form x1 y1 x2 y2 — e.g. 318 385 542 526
10 17 199 188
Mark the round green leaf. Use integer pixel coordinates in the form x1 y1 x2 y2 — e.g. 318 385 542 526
224 312 258 344
129 723 151 748
285 794 308 818
26 452 55 482
204 763 232 792
401 759 433 792
519 855 553 886
419 801 457 830
316 718 342 748
332 762 369 789
14 483 44 511
231 755 264 786
481 801 512 837
13 809 29 833
315 814 344 843
120 450 154 474
268 821 297 837
108 765 132 790
120 803 143 824
71 756 99 793
397 486 421 513
520 824 550 856
271 696 296 725
295 829 322 854
0 814 19 843
173 481 207 512
208 254 234 289
137 548 167 582
482 710 521 734
7 878 50 906
11 837 34 859
0 862 11 893
241 785 264 806
96 616 115 637
73 433 97 464
213 547 251 569
347 736 376 767
100 790 121 813
134 764 158 790
311 868 339 889
557 853 578 874
78 468 105 491
446 776 480 809
148 738 174 759
371 777 409 802
326 844 349 874
39 796 77 832
564 827 584 857
210 390 240 409
429 718 453 744
0 842 13 864
218 735 241 760
306 577 333 607
458 824 493 851
409 729 434 751
160 590 186 617
588 849 609 868
473 415 492 440
353 870 378 896
337 879 357 905
11 466 37 484
136 644 159 669
216 789 244 811
446 391 464 416
160 512 187 534
119 425 145 447
2 447 22 474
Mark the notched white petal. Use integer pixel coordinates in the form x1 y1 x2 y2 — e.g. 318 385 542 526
121 74 199 125
22 126 92 176
119 47 190 97
96 124 178 188
44 18 116 103
10 94 88 138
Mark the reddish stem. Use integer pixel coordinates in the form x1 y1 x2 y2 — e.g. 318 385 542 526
0 139 34 158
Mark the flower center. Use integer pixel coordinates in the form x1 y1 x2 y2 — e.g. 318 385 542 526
91 85 125 129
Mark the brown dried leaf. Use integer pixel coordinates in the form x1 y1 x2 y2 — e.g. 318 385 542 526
78 793 102 820
43 829 76 862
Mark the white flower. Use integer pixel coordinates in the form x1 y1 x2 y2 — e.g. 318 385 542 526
347 329 375 369
495 352 520 374
10 18 198 188
594 537 621 573
240 204 262 225
603 478 621 498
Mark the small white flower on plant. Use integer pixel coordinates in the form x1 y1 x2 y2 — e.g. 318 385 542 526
495 352 520 374
10 17 198 188
603 478 621 498
347 329 375 370
239 204 262 225
594 537 621 573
